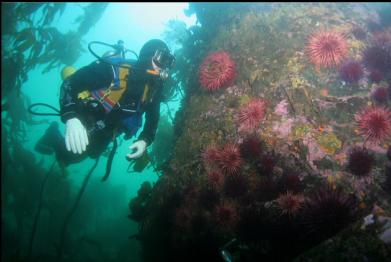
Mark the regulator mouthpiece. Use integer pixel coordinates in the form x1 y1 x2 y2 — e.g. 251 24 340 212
159 70 169 80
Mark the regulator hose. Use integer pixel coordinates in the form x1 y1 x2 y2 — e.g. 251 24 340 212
101 138 118 182
88 40 168 80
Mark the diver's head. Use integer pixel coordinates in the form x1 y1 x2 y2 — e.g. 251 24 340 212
138 39 175 72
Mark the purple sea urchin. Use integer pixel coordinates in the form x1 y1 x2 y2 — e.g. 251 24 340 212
362 43 391 75
351 25 367 40
239 135 263 162
347 147 375 177
300 186 358 243
371 86 389 104
279 172 302 193
339 60 364 84
224 173 249 198
369 70 384 83
256 153 278 175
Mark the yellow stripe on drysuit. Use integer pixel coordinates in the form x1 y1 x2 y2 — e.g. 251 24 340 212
77 64 151 106
141 84 149 103
106 65 129 104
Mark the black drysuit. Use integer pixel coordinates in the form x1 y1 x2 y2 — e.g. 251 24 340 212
54 59 163 165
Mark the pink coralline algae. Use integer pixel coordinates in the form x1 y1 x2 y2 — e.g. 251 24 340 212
303 135 327 168
199 51 236 91
355 106 391 144
237 98 267 133
272 118 295 138
274 99 289 116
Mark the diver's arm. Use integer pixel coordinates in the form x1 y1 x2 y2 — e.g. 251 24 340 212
137 82 163 146
60 79 79 123
59 61 113 123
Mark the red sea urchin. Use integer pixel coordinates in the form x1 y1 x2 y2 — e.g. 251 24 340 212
213 200 239 232
355 106 391 143
199 51 236 91
306 30 349 68
202 144 221 170
207 171 224 189
276 191 305 217
216 143 243 175
237 98 267 133
339 60 364 84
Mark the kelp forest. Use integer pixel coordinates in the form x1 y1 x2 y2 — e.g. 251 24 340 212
2 3 391 262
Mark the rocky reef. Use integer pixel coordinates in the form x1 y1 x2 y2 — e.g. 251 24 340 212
130 3 391 261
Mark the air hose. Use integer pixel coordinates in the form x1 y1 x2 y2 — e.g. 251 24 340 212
28 103 61 116
88 40 139 69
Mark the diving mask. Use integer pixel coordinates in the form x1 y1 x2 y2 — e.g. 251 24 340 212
152 49 175 70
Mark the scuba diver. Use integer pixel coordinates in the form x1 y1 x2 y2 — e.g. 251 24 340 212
34 39 175 170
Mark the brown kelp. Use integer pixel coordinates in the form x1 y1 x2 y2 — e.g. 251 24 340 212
57 157 100 260
1 3 108 99
27 160 56 259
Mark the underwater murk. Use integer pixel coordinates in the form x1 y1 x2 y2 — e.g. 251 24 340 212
2 2 391 262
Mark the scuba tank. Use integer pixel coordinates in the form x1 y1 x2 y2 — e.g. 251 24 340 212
61 66 76 81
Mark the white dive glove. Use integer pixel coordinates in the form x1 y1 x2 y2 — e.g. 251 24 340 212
65 118 89 154
127 140 147 159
